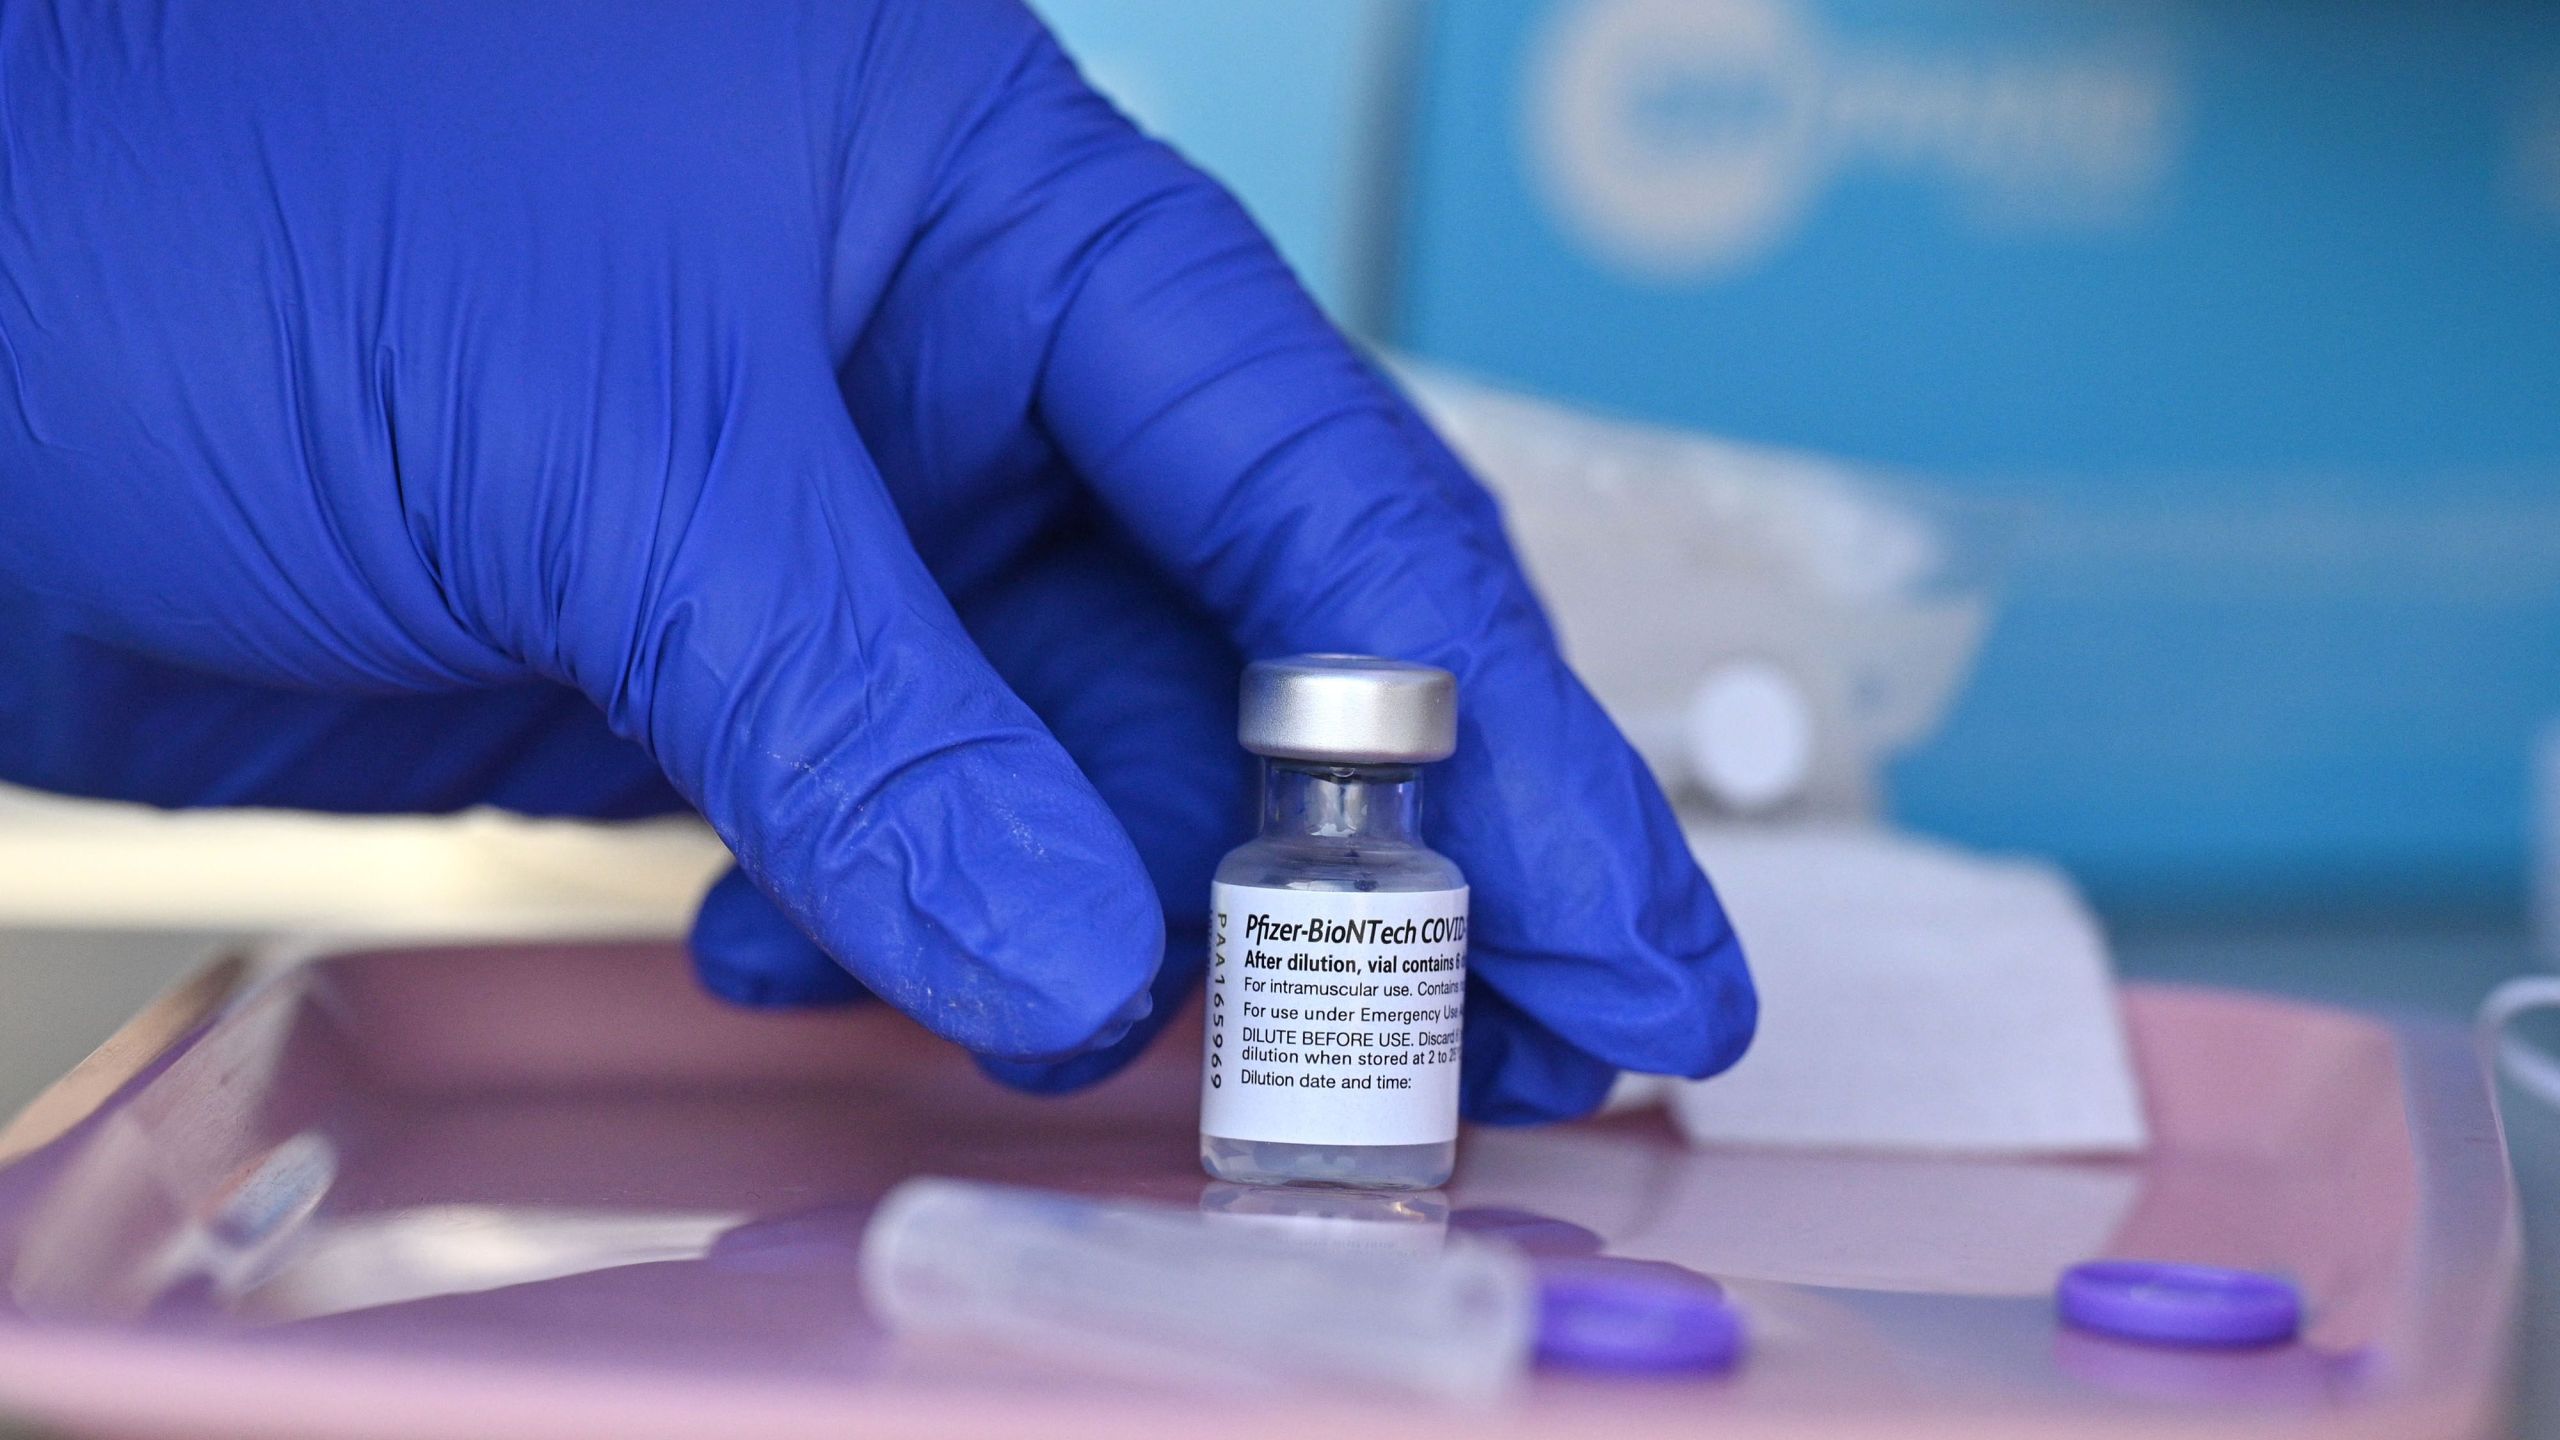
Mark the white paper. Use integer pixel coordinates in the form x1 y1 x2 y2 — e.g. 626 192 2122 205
1670 826 2149 1155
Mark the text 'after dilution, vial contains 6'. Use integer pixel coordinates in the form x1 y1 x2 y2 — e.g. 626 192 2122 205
1202 655 1468 1190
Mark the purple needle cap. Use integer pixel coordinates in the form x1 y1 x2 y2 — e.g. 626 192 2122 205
2057 1260 2303 1349
1534 1258 1744 1375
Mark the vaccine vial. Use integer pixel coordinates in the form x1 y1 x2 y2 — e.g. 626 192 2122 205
1201 655 1468 1190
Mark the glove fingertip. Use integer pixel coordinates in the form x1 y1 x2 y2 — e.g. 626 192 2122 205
975 923 1205 1094
1675 930 1758 1081
693 957 872 1010
1457 987 1631 1126
688 866 876 1010
974 1038 1137 1096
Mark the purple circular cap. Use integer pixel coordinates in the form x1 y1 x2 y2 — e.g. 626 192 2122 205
1534 1258 1744 1375
2057 1261 2302 1349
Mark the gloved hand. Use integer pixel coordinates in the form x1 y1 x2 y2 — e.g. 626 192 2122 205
0 0 1751 1119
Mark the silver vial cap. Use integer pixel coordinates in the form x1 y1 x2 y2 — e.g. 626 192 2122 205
1238 654 1458 765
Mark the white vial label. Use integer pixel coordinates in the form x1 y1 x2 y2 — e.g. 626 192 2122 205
1201 882 1469 1147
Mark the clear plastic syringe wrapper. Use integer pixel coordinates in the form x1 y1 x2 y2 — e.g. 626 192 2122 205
858 1178 1534 1405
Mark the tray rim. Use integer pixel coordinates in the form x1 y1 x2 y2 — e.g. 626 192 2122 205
0 939 2523 1440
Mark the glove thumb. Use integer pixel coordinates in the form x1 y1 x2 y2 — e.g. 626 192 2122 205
501 369 1162 1060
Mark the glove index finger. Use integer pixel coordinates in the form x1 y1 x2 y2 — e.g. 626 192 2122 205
898 23 1755 1098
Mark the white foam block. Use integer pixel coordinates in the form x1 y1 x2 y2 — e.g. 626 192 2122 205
1669 827 2148 1155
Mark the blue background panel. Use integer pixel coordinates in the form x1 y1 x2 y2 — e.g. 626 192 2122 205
1397 0 2560 908
1032 0 1413 327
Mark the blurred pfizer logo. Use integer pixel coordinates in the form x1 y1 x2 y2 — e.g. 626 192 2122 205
2514 68 2560 226
1529 0 2178 281
1530 0 1822 279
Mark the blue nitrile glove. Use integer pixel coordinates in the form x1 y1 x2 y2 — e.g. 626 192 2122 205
0 0 1751 1119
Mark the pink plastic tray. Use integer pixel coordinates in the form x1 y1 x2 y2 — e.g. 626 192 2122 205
0 940 2519 1439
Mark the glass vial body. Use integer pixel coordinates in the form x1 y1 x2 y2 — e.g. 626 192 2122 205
1200 759 1468 1189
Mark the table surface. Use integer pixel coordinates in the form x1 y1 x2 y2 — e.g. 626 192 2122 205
2106 911 2559 1440
0 914 2551 1438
